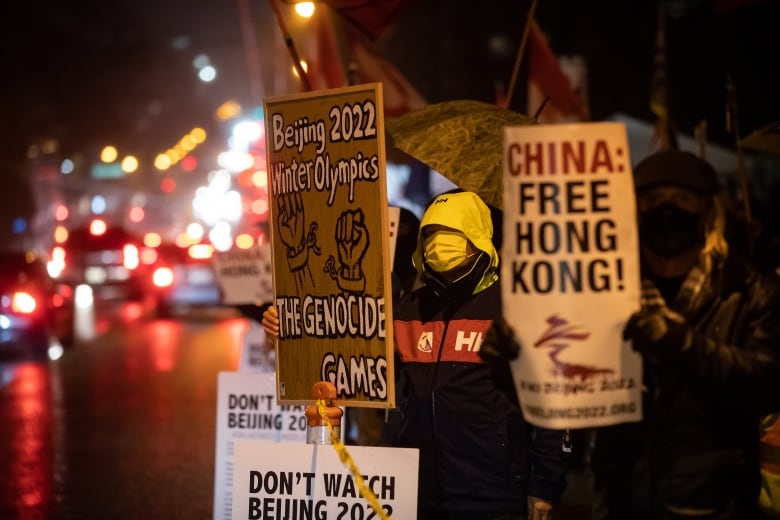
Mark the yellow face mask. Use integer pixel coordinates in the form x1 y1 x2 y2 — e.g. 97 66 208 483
423 230 475 273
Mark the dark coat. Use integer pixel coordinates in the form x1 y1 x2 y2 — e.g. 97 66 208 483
393 282 569 518
591 254 780 519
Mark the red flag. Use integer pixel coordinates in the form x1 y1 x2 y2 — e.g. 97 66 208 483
344 30 427 116
316 0 417 41
304 9 347 91
304 5 426 116
525 21 589 124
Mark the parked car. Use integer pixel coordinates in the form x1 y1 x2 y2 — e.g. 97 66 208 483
55 222 152 302
0 250 75 359
149 243 222 317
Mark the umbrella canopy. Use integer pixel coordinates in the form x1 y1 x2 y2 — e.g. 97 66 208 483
385 99 534 210
740 121 780 155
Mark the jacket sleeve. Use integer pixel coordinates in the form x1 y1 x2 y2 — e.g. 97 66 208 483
527 425 570 503
683 271 780 413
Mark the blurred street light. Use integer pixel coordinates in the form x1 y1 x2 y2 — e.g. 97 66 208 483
100 146 118 163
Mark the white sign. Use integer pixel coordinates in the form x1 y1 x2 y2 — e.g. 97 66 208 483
502 122 643 428
388 206 400 269
232 440 419 520
239 319 275 373
213 371 308 520
213 245 273 305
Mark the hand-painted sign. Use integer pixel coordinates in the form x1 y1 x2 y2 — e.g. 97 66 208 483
502 122 643 428
264 84 395 408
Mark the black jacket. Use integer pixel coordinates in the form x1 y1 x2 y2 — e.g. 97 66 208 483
393 282 569 517
591 254 780 519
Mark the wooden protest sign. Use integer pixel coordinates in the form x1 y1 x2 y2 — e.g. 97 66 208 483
502 122 643 428
264 84 395 408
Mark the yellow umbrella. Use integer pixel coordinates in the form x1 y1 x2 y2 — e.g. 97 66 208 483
385 99 534 210
740 121 780 155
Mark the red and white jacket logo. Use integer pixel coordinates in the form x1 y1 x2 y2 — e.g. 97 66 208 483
417 331 433 353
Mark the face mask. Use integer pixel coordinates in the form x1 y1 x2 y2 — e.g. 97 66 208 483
639 203 704 257
423 230 475 273
425 250 490 302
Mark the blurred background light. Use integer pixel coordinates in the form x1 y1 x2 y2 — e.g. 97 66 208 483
91 195 107 214
198 65 216 82
100 146 118 163
61 159 74 174
294 1 315 17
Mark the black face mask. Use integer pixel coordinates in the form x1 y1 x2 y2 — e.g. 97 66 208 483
639 203 704 257
424 251 490 303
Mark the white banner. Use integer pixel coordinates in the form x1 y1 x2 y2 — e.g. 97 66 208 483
212 245 273 305
502 122 643 428
213 371 308 520
232 440 419 520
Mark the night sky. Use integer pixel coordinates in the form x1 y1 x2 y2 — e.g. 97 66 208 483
1 0 779 220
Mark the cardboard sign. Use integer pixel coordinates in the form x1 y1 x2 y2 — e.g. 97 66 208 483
502 122 643 428
213 371 309 520
213 245 274 305
232 440 419 520
264 84 395 408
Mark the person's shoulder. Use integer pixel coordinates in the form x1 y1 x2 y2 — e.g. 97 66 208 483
730 253 780 307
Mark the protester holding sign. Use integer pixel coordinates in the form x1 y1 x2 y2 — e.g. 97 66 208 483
590 150 780 519
263 191 570 519
395 190 569 519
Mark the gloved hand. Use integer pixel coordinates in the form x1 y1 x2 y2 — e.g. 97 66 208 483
479 316 520 363
528 496 553 520
623 280 692 362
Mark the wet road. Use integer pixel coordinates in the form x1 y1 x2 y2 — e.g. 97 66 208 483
0 303 245 519
0 301 593 519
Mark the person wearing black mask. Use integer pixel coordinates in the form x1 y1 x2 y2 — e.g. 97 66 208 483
590 150 780 519
262 191 570 519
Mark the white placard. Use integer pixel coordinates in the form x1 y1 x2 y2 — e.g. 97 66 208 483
213 245 273 305
213 371 308 520
239 319 275 373
502 122 643 428
388 206 400 270
232 440 419 520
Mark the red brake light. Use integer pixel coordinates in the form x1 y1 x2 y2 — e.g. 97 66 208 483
153 267 174 288
12 291 37 314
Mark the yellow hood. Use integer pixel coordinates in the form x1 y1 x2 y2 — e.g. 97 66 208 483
412 191 499 293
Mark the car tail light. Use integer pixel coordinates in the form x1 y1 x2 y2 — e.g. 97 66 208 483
153 267 174 288
123 244 140 270
12 291 37 314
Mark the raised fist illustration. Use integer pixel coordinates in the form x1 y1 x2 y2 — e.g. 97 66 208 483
334 209 369 292
277 192 307 271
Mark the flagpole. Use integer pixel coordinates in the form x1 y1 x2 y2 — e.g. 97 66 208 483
236 0 265 103
726 74 753 253
503 0 539 109
268 0 312 91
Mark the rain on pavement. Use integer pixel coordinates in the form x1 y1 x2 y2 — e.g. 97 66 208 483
0 302 244 519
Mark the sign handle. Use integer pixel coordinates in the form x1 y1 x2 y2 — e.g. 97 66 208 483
303 382 391 519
